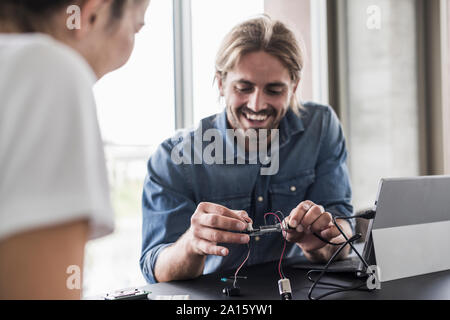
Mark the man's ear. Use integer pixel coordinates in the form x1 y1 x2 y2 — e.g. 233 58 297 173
74 0 111 39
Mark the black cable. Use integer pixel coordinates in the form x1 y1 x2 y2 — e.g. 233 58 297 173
312 214 371 268
312 231 360 246
307 234 361 300
307 269 365 289
311 210 375 247
307 210 377 300
333 216 371 270
310 280 369 300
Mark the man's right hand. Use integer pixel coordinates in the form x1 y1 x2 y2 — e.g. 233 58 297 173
185 202 252 257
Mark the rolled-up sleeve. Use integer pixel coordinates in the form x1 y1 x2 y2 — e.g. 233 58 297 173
307 106 355 232
140 139 196 284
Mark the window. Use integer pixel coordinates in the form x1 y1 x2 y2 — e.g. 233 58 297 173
191 0 265 124
84 0 175 298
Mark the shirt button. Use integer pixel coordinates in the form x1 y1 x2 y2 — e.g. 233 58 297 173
257 196 264 202
290 186 296 192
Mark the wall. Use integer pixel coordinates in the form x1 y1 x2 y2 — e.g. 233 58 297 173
446 0 450 173
338 0 421 210
264 0 314 102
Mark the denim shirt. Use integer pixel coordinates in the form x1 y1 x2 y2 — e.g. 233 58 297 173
140 102 353 284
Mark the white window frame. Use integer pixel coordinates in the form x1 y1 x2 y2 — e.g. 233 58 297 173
310 0 330 106
173 0 194 129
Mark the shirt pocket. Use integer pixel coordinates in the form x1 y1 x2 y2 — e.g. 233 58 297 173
202 194 252 213
269 169 315 214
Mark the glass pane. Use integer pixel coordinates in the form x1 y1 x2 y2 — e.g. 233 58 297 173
94 6 175 146
191 0 265 124
84 0 175 298
344 0 420 210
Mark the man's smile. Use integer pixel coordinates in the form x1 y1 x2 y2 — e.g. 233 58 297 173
238 107 276 129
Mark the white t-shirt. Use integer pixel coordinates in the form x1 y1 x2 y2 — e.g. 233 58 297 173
0 33 114 241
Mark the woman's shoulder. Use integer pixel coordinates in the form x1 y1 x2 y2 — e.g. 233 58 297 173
0 33 96 85
0 33 100 137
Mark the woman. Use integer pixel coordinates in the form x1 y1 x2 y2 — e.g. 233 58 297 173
0 0 150 299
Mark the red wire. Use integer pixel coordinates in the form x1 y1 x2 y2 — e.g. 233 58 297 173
264 212 287 279
234 212 287 285
234 244 250 288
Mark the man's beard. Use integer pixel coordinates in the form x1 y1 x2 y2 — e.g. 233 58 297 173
228 104 282 130
226 104 285 151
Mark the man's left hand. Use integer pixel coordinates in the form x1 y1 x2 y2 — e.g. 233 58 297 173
283 200 342 253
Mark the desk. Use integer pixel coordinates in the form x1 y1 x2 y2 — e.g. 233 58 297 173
134 259 450 300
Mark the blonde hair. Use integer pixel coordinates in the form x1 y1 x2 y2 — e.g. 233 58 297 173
215 15 305 114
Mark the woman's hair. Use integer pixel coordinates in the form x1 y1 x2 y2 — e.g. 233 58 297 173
0 0 128 33
215 15 306 113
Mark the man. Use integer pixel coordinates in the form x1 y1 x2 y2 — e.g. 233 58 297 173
140 15 354 284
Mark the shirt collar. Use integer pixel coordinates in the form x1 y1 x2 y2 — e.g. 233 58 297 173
278 108 305 146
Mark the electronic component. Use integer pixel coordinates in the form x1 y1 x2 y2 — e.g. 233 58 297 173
244 216 291 238
245 223 284 237
222 286 241 297
278 278 293 300
104 288 150 300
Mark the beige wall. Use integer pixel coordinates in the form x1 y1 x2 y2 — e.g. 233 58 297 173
264 0 313 102
446 0 450 173
338 0 421 210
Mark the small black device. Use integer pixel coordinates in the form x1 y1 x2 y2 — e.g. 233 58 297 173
104 288 150 300
222 286 241 297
